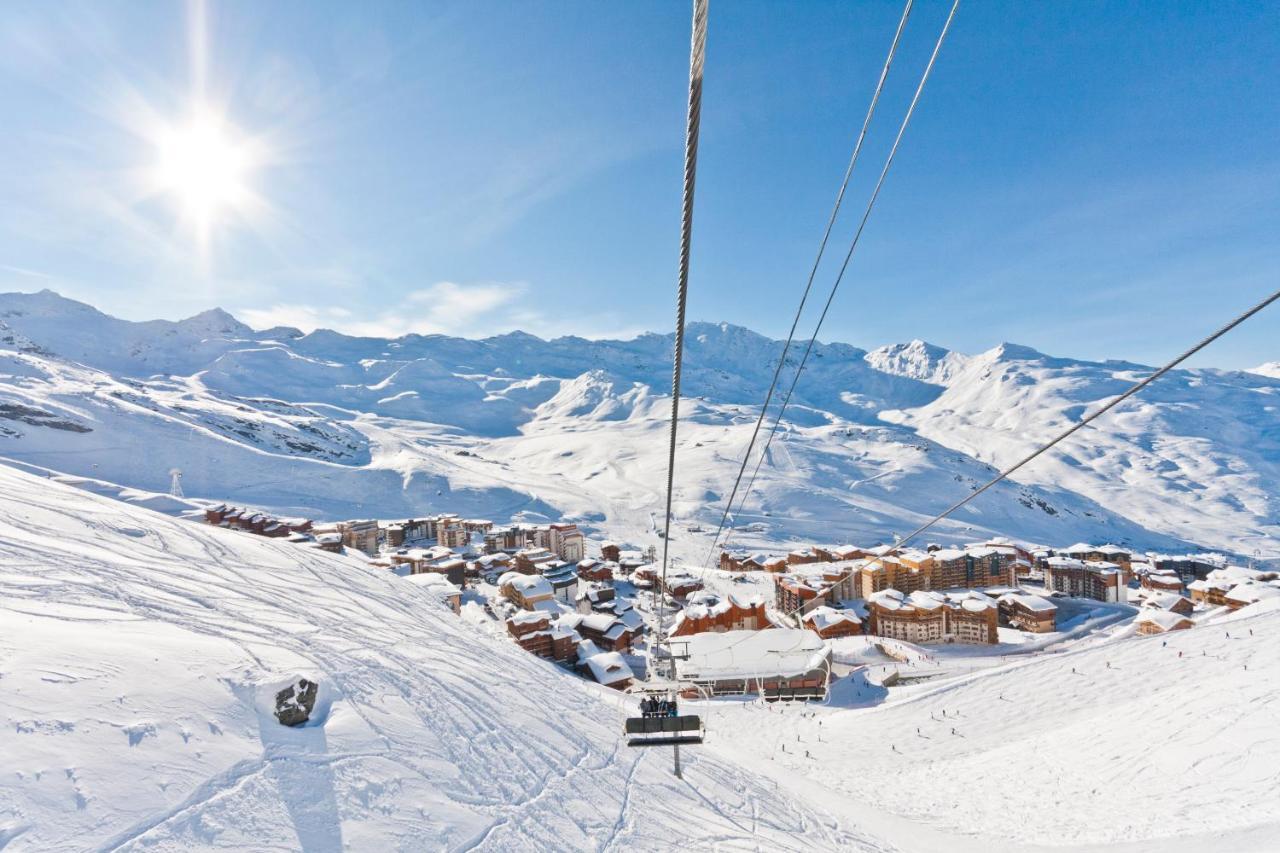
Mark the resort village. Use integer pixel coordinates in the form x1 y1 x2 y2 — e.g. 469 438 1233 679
200 503 1278 700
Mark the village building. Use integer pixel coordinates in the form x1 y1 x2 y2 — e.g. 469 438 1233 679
498 571 557 612
340 519 380 556
787 547 821 565
514 547 557 575
506 611 577 661
437 516 469 549
1225 580 1280 611
564 612 635 653
1042 557 1126 603
576 558 614 583
383 523 405 548
719 550 770 572
775 561 859 613
657 571 704 602
865 589 999 645
1140 591 1195 617
547 523 585 562
540 560 579 602
801 606 862 639
1140 570 1185 593
670 590 770 636
997 592 1058 633
1150 553 1229 585
576 583 617 614
600 542 621 563
672 628 831 701
1135 609 1194 636
315 532 344 553
576 642 634 690
404 572 462 614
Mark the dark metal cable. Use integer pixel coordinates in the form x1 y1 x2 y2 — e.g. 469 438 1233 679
713 0 961 557
702 0 916 569
655 0 708 682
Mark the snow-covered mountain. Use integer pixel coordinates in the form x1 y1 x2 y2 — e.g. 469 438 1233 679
1 289 1277 557
1252 361 1280 379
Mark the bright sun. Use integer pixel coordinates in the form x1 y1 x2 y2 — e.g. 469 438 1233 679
153 108 256 247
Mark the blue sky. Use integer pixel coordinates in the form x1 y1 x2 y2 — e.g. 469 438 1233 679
0 0 1277 367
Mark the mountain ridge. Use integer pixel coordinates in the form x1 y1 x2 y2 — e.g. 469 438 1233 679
0 289 1277 558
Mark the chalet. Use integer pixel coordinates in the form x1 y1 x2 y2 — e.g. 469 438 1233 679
1225 581 1280 611
498 571 557 612
475 552 513 580
515 547 557 575
671 590 770 636
1135 610 1194 636
507 612 577 661
576 642 634 690
576 558 614 583
315 532 344 553
719 550 769 572
576 583 617 614
672 629 831 701
404 572 462 614
787 547 821 565
1140 571 1184 593
600 542 621 563
568 612 635 653
997 592 1057 633
657 572 704 602
802 606 862 639
1042 557 1126 603
630 564 658 588
762 556 789 573
1141 591 1194 617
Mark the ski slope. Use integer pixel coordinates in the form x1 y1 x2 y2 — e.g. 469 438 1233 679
0 463 886 851
704 602 1280 852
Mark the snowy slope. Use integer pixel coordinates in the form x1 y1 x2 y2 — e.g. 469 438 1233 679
706 602 1280 852
1252 361 1280 379
1 289 1277 557
0 463 885 851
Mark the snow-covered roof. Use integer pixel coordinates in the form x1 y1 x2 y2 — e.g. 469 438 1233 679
931 548 966 561
581 651 633 686
803 605 862 630
1136 610 1192 631
1226 582 1280 606
674 629 828 682
997 592 1056 613
498 571 554 599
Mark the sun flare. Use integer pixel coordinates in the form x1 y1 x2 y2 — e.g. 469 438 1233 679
152 108 256 246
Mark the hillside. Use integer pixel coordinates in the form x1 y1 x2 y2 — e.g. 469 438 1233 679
2 289 1278 557
0 463 881 851
3 462 1278 851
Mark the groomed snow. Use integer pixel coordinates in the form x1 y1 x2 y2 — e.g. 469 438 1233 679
0 463 885 851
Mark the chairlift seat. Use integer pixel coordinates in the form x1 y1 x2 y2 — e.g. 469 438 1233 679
624 714 704 747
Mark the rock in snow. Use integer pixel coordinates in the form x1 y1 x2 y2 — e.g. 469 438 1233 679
273 678 318 727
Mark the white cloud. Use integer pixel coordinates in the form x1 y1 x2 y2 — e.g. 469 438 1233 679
236 279 646 341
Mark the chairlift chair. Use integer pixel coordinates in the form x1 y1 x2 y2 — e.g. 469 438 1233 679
623 683 705 748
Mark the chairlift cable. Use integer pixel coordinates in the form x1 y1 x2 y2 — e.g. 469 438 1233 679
649 0 707 717
712 0 961 563
702 0 916 570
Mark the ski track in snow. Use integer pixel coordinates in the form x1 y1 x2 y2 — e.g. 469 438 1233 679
0 465 887 852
